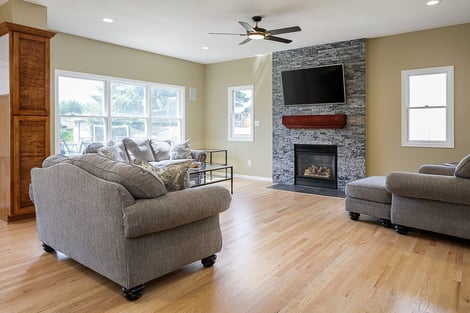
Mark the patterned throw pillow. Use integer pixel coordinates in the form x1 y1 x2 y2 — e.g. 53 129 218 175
170 139 192 160
134 159 191 192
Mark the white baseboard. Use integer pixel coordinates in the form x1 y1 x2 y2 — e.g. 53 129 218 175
233 174 273 182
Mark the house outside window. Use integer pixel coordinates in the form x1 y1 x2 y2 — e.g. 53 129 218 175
56 70 184 155
228 85 254 142
401 66 454 148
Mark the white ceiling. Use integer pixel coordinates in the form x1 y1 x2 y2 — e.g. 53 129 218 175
8 0 470 64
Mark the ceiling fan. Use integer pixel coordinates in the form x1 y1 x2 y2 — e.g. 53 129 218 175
209 16 301 45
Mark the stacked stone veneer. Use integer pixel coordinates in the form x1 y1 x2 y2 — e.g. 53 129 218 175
272 39 366 191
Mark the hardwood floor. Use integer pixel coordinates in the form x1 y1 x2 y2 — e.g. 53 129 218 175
1 178 469 312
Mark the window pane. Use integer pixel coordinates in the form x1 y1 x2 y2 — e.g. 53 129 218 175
229 87 253 140
409 73 447 107
59 117 105 155
111 118 147 140
58 77 104 116
111 83 145 116
408 108 446 141
151 119 181 142
151 87 180 117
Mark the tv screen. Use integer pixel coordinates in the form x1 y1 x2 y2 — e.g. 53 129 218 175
281 64 346 105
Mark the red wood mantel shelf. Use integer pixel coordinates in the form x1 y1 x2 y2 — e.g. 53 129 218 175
282 114 347 129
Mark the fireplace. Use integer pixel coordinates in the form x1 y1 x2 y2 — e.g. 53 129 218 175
294 144 338 189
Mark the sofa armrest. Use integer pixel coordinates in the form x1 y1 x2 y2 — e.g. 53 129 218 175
418 164 455 176
191 150 207 163
123 185 231 238
386 171 470 206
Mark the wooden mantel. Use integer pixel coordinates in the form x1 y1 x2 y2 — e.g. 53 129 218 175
282 114 347 129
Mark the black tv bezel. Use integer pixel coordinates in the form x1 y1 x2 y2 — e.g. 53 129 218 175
281 63 347 106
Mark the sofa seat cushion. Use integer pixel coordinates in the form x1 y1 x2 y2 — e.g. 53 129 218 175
346 176 391 204
123 185 232 238
71 154 167 199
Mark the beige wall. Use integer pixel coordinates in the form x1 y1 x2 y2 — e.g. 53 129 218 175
50 33 206 152
0 0 47 29
367 23 470 175
205 55 272 178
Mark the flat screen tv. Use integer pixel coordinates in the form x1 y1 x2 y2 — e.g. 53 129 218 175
281 64 346 105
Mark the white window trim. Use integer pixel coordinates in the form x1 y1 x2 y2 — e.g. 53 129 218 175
227 85 254 142
401 66 454 148
55 69 185 153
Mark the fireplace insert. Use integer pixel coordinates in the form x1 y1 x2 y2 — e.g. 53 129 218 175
294 144 337 189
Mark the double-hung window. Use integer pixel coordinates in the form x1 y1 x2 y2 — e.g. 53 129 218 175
56 70 184 155
401 66 454 148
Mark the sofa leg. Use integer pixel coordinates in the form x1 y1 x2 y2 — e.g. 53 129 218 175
394 224 408 235
380 219 392 228
348 212 360 221
42 243 55 253
122 284 144 301
201 254 217 268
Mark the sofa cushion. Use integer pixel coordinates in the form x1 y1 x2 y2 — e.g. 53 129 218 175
83 142 105 154
122 138 155 162
149 140 171 161
42 154 73 168
455 154 470 179
71 154 167 199
170 139 192 160
134 158 191 192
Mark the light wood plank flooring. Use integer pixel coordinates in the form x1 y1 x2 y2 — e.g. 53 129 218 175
1 178 469 312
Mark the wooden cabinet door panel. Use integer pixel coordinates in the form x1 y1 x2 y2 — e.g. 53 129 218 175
11 32 50 115
13 116 50 216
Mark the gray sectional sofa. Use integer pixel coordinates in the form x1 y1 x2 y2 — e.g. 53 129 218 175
30 153 232 300
346 154 470 240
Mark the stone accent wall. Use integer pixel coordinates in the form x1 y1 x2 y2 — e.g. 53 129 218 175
272 39 366 191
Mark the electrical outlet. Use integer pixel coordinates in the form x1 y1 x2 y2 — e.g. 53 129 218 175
248 160 252 166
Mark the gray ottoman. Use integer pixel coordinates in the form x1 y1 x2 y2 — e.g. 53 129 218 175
345 176 392 227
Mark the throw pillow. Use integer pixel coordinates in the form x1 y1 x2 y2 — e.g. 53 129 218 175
97 141 129 162
82 142 105 154
134 158 191 192
149 140 171 161
170 139 192 160
72 154 167 199
122 138 155 162
455 154 470 179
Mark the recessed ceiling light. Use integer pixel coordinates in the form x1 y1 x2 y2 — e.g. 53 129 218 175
201 46 209 50
426 0 441 6
102 18 114 23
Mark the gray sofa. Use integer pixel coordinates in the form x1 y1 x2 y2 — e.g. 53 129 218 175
30 154 231 300
386 154 470 239
346 154 470 240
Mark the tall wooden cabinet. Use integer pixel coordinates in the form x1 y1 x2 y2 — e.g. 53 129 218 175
0 22 55 222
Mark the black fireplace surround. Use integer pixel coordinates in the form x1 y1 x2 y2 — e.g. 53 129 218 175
294 144 338 190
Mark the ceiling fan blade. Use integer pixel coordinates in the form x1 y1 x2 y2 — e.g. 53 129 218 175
268 26 301 35
265 35 292 44
209 32 245 36
239 21 254 32
238 38 252 45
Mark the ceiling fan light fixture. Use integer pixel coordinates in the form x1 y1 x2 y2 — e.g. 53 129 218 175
248 32 264 40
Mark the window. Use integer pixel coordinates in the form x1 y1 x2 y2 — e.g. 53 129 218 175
401 66 454 148
56 70 184 155
228 85 254 141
